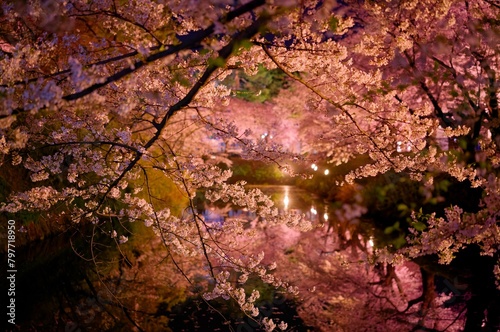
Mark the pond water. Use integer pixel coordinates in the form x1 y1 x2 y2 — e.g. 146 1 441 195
2 184 480 331
2 185 329 331
194 185 329 225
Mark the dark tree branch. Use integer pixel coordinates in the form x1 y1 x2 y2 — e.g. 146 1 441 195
93 13 270 214
471 52 498 119
1 0 267 119
63 0 266 102
40 141 140 153
0 48 155 88
418 80 455 128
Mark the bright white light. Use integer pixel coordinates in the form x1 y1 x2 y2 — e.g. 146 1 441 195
368 237 374 248
310 206 317 215
324 169 329 175
323 213 328 220
283 194 289 209
311 163 317 170
397 141 402 153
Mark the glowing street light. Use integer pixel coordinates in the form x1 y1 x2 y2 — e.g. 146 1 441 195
368 237 374 248
324 169 329 175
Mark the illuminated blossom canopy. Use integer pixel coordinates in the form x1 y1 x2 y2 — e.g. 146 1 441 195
0 0 499 330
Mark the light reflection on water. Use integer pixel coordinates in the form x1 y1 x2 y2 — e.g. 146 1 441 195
191 185 376 256
191 185 378 275
196 185 329 225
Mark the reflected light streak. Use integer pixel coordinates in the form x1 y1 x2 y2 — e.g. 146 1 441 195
284 186 290 210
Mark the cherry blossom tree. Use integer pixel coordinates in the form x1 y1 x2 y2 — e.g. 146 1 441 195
1 0 499 330
0 1 309 330
260 1 499 328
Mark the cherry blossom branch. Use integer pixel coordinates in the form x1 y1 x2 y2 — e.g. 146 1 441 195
68 6 162 45
164 142 228 281
193 106 289 168
85 14 270 216
253 40 342 54
63 0 266 102
1 0 267 119
397 50 456 129
430 56 484 120
471 51 499 141
138 164 199 286
0 47 159 88
429 54 495 154
418 80 455 128
262 45 396 167
89 225 146 331
40 141 141 153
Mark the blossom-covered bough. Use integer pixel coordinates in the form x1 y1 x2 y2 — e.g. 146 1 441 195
0 0 499 330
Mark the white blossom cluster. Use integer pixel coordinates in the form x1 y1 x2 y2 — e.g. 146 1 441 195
202 251 297 331
404 175 500 287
